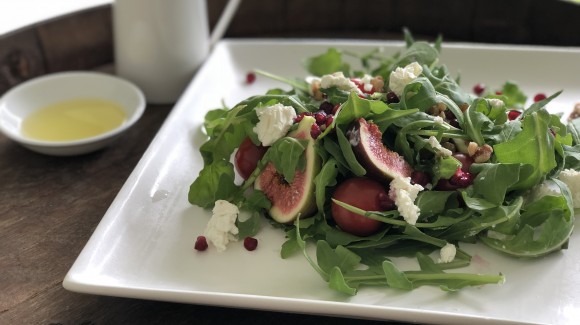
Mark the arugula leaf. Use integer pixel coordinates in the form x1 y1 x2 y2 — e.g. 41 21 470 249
382 261 414 290
415 191 456 218
304 48 349 76
480 181 574 257
265 137 307 183
470 163 521 205
393 41 439 68
314 158 339 213
335 92 388 126
422 65 472 107
499 81 527 110
568 118 580 145
494 109 556 190
188 160 239 208
336 128 367 176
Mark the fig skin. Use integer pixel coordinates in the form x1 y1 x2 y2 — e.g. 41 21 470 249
347 118 413 182
254 116 321 224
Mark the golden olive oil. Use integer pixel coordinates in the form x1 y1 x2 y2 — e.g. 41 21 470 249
22 98 127 141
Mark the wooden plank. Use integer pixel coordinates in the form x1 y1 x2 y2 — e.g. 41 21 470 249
35 6 113 72
0 28 46 95
0 102 173 314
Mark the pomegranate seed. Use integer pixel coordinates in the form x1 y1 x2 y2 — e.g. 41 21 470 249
325 115 334 128
314 111 327 125
194 236 208 251
449 168 474 188
319 101 334 114
246 72 256 84
332 104 341 114
495 90 503 95
534 93 547 102
410 170 430 187
294 112 312 123
310 123 322 139
507 110 522 121
473 83 486 96
244 237 258 251
386 91 400 104
444 110 459 128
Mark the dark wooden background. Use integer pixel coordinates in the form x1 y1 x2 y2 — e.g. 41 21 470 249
1 0 579 324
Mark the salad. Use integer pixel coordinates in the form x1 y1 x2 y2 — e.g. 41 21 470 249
188 31 580 294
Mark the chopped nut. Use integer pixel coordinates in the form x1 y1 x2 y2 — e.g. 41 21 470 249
442 141 456 152
467 142 493 163
568 103 580 121
467 141 479 156
429 102 447 116
459 103 469 112
370 75 385 93
311 79 324 101
473 144 493 163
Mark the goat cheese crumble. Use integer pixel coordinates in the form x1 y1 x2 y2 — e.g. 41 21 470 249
253 103 297 146
558 169 580 208
427 136 452 157
438 243 457 263
388 62 423 96
388 176 424 225
320 71 360 93
204 200 239 252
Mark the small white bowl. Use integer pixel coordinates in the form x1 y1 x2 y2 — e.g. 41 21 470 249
0 71 145 156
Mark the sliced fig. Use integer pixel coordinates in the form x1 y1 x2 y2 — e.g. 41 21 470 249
255 116 321 224
347 118 412 181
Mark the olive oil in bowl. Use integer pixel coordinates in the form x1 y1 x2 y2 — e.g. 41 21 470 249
22 98 127 142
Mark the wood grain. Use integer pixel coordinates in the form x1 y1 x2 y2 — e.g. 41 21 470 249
36 6 113 73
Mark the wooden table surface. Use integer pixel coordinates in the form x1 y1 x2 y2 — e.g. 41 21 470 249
1 1 580 324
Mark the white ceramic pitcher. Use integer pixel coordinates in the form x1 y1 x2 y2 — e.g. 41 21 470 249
113 0 241 104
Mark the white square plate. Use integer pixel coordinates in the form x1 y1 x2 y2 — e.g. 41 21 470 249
64 40 580 325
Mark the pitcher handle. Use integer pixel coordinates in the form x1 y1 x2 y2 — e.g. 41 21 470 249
209 0 243 48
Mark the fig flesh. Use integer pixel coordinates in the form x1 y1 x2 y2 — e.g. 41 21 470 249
255 116 321 224
348 118 412 181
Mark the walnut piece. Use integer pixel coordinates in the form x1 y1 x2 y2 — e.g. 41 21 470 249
467 142 494 163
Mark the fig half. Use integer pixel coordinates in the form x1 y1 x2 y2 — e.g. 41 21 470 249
255 116 321 223
348 118 412 181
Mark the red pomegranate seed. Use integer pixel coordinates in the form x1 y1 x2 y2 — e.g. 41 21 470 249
449 168 474 188
332 103 341 114
386 91 399 104
319 101 334 114
194 236 208 251
507 110 522 120
534 93 547 102
310 123 322 139
473 83 486 96
314 111 327 125
246 72 256 84
244 237 258 251
495 90 503 95
294 112 312 123
325 115 334 128
410 170 430 187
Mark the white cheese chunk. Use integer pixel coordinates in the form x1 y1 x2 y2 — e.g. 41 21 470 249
204 200 239 252
253 103 296 146
427 136 452 157
320 71 360 93
388 176 424 225
558 169 580 208
438 243 457 263
388 62 423 97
